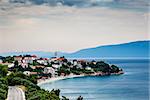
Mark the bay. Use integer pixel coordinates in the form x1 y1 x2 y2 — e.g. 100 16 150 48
40 59 149 100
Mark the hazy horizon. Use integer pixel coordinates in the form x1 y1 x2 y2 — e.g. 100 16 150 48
0 40 149 54
0 0 149 53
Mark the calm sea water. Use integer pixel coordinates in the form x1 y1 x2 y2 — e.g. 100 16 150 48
40 59 149 100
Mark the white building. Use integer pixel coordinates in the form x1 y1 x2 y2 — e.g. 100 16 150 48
52 64 61 69
92 61 97 65
23 57 33 64
21 63 28 68
85 66 92 70
76 64 83 69
73 61 78 66
44 67 56 77
37 59 48 65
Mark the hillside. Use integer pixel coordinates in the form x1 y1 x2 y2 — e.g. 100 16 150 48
66 41 150 58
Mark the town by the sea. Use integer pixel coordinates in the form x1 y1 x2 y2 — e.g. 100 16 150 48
40 59 149 100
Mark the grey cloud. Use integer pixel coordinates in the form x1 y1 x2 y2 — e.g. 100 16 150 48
0 0 149 53
0 0 149 11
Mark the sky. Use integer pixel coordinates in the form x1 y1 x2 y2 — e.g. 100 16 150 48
0 0 149 53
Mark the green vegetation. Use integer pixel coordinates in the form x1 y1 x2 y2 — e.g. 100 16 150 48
57 61 122 76
7 72 60 100
7 72 37 84
0 78 8 100
89 61 122 74
30 60 40 66
0 64 8 77
57 66 71 76
26 88 60 100
77 96 83 100
0 64 8 100
62 96 69 100
2 56 14 63
0 64 60 100
70 68 93 75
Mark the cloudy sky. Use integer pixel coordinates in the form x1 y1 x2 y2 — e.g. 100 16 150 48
0 0 149 53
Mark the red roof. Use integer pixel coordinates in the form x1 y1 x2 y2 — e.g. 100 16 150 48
32 55 37 58
57 58 65 61
78 60 86 62
30 72 38 75
14 56 22 58
42 58 48 60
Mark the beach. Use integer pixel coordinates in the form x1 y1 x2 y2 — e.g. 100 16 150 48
37 71 124 85
37 71 124 86
37 74 85 86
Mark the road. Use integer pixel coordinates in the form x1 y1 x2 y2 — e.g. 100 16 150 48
7 86 26 100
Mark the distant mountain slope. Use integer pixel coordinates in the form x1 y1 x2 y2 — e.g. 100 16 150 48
0 41 149 58
65 41 150 58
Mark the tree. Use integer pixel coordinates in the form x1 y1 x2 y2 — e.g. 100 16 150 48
81 62 87 69
62 96 69 100
32 60 39 66
77 96 83 100
2 56 14 63
51 89 60 96
14 60 19 67
111 65 119 73
0 64 8 77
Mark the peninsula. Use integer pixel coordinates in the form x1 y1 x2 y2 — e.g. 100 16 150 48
0 55 124 100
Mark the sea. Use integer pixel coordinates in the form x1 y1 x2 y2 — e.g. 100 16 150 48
40 59 149 100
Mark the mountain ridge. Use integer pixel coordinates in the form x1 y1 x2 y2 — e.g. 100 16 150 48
0 40 149 58
65 40 149 58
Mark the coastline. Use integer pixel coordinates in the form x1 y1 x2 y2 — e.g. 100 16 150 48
37 74 86 86
37 71 124 86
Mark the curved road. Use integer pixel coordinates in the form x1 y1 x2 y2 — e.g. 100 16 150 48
7 86 26 100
